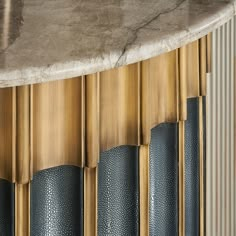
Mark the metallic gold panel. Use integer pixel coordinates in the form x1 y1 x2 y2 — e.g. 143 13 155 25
85 74 100 168
200 37 207 96
140 61 151 145
100 64 140 152
31 78 84 174
16 86 30 184
179 46 187 121
186 41 200 98
139 145 149 236
207 33 212 73
0 87 16 182
84 167 97 236
141 50 179 142
15 183 30 236
179 121 185 236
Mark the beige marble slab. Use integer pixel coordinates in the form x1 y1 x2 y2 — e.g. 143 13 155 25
0 0 235 87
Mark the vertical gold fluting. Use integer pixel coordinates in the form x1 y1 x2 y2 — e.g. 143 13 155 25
186 41 200 98
207 33 212 73
0 87 16 182
234 58 236 236
179 46 187 120
15 183 30 236
16 86 30 184
179 121 185 236
15 85 31 236
85 74 100 168
200 37 207 96
140 60 151 144
100 64 140 152
31 78 85 173
141 50 179 136
199 97 204 236
139 145 149 236
84 167 97 236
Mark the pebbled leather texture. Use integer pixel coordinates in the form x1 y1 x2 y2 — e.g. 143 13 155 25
30 165 83 236
98 146 139 236
0 179 14 236
149 123 178 236
185 98 200 236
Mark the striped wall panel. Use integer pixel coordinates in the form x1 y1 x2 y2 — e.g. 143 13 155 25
206 16 235 236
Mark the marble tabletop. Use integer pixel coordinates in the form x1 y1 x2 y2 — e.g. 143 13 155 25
0 0 235 87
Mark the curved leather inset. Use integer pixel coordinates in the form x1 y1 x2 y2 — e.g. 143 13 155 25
31 166 83 236
185 98 200 236
0 179 14 236
149 123 178 236
98 146 139 236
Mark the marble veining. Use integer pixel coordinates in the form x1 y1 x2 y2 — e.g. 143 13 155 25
0 0 235 87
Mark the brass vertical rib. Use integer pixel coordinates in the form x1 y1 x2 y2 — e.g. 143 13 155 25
200 37 207 96
234 58 236 236
207 33 212 73
179 47 187 121
199 97 204 236
139 145 149 236
84 167 97 236
234 57 236 236
15 86 31 236
85 74 100 168
15 183 30 236
12 87 16 182
16 86 30 184
140 60 151 144
185 41 200 98
0 87 16 182
30 85 33 180
179 121 185 236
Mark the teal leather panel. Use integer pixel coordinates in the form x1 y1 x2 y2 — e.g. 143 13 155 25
98 146 139 236
149 123 178 236
0 179 14 236
185 98 200 236
30 166 83 236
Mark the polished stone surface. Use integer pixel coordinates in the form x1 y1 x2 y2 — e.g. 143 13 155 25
0 0 235 87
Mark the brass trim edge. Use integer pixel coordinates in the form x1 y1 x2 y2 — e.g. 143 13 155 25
200 37 207 96
207 33 212 73
84 167 98 236
179 121 185 236
139 145 149 236
85 74 100 168
179 47 187 121
16 86 30 184
15 183 30 236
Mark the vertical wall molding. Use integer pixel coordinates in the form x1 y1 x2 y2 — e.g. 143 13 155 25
207 17 235 236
